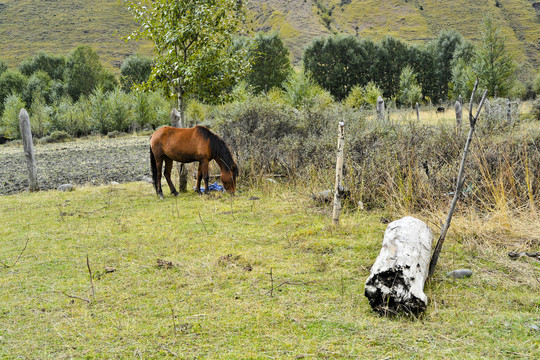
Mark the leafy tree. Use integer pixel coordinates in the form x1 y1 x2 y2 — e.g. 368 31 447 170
408 44 436 102
398 66 422 107
246 32 292 94
303 35 372 100
124 0 250 127
18 52 66 81
120 54 153 92
432 29 464 101
64 46 107 101
374 36 410 98
0 69 27 114
472 16 516 97
89 87 112 134
450 40 476 99
29 93 52 138
22 71 53 107
107 88 133 132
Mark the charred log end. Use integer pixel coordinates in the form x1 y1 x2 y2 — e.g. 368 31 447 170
365 267 428 316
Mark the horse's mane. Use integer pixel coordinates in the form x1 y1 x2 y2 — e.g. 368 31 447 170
195 126 238 177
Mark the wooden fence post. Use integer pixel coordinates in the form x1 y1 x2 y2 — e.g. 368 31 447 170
170 109 188 192
506 98 512 124
376 96 385 120
332 121 345 226
455 100 462 129
19 109 38 192
415 102 420 122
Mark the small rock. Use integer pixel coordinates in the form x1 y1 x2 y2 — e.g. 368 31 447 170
58 184 74 192
266 178 277 184
530 325 539 332
446 269 473 279
312 189 332 203
248 196 260 200
110 181 120 186
358 200 365 210
105 267 116 273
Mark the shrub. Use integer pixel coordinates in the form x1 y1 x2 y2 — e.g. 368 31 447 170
0 94 25 139
40 130 72 144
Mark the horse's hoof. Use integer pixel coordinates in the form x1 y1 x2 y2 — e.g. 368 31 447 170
158 194 164 200
172 191 179 196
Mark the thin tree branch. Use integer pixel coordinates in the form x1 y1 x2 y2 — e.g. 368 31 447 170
87 255 95 303
0 237 30 269
428 79 488 278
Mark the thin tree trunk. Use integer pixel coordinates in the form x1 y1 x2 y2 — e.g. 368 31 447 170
172 92 188 192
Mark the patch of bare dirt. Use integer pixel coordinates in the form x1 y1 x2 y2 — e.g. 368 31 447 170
0 135 150 195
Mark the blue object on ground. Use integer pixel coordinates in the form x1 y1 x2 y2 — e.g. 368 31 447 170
194 181 224 192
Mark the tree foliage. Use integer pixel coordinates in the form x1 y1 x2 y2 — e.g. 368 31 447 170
472 17 516 97
0 69 27 114
120 54 153 93
246 32 292 94
303 35 373 101
64 46 107 101
18 51 66 81
124 0 250 126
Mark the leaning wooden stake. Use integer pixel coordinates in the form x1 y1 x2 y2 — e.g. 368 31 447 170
19 109 38 192
428 79 488 277
332 121 345 226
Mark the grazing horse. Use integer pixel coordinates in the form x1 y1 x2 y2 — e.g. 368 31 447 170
150 126 238 198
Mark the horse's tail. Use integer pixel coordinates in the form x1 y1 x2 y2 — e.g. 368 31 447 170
150 146 158 193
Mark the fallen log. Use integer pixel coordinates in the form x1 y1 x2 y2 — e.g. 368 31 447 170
365 216 433 315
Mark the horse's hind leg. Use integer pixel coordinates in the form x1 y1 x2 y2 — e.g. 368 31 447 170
164 158 179 196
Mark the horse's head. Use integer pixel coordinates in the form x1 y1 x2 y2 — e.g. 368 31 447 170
221 163 238 194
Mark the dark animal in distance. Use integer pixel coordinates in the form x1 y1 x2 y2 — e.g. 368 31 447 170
149 126 238 199
436 107 445 113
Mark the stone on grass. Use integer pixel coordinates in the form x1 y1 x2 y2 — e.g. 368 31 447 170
58 184 74 192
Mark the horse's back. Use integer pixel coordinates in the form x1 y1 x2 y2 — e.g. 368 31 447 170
150 126 210 163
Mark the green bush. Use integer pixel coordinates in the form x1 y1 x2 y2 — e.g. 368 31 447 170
0 94 25 139
39 130 72 144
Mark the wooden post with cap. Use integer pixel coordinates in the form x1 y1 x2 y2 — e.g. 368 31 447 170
332 121 345 226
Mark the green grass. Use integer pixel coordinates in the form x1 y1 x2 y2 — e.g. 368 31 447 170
1 182 538 358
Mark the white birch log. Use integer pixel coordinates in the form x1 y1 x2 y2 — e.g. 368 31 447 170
365 216 433 315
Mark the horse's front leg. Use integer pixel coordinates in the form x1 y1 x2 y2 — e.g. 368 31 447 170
197 160 210 194
164 158 179 196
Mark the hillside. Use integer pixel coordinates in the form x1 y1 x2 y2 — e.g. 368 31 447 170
0 0 538 71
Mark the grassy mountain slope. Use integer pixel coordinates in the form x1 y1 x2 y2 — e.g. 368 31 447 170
0 0 538 71
0 0 153 70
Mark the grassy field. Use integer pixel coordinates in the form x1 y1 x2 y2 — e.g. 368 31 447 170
1 180 538 358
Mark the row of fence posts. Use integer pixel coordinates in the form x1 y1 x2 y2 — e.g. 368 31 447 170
331 95 514 225
14 96 515 195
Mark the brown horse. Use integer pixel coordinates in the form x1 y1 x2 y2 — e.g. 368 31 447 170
150 126 238 198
